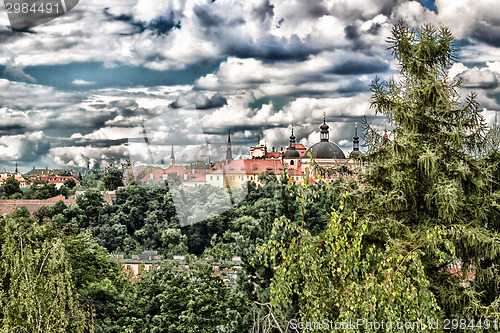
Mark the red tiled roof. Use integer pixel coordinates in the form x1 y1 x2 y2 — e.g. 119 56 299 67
141 168 165 181
0 199 76 216
47 195 66 200
38 176 80 184
184 173 207 182
207 167 224 174
165 165 188 175
224 159 285 175
265 152 281 159
0 176 26 182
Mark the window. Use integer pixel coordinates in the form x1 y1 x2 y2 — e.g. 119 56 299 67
217 176 220 180
210 176 213 180
290 160 294 165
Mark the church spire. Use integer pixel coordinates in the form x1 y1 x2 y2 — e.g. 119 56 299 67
170 145 175 166
320 112 329 142
350 122 360 158
226 129 233 162
289 124 296 145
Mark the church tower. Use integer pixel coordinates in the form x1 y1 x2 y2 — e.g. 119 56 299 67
320 113 329 142
350 122 361 158
170 145 175 167
226 130 233 163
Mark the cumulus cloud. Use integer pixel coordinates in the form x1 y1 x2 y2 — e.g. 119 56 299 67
2 0 500 170
0 131 51 162
72 79 95 85
170 91 227 109
460 68 499 89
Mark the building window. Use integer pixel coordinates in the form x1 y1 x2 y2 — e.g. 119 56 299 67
290 160 294 165
210 176 213 180
217 176 220 180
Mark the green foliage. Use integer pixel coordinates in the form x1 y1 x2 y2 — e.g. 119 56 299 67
102 166 124 191
23 179 59 199
122 262 252 333
81 170 104 189
257 171 277 185
257 201 446 330
64 177 77 189
354 21 500 321
0 208 90 332
0 176 23 198
76 188 105 228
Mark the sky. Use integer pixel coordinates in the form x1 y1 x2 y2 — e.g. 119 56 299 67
1 0 500 172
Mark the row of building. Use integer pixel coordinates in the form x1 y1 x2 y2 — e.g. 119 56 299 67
0 171 81 190
2 117 366 191
118 251 242 285
139 116 364 188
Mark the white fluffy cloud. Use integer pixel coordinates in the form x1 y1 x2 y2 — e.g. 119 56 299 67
1 0 500 170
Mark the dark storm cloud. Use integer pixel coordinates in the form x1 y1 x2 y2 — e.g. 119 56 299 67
225 35 320 62
329 58 389 75
337 79 371 94
103 8 181 35
57 137 129 148
470 21 500 47
0 124 27 135
194 5 233 28
12 134 52 162
252 0 274 22
191 2 323 62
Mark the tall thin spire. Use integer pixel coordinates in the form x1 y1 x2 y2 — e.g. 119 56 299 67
226 129 233 162
290 124 296 144
320 113 329 142
350 122 360 158
289 124 297 151
170 145 175 166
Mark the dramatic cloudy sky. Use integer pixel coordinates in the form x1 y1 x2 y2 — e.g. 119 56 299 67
1 0 500 171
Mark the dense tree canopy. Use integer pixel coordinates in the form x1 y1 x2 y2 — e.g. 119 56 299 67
351 21 500 322
0 176 23 199
102 166 124 191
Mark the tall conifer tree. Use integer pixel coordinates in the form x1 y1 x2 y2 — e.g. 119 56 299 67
356 21 500 319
